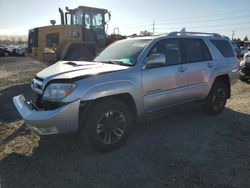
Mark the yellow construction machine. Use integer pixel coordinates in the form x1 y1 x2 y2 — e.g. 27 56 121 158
28 6 125 63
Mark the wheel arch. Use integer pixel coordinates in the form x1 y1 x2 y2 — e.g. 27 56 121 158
212 74 231 99
81 80 141 114
79 93 138 131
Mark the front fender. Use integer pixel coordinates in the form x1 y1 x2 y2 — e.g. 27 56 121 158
82 80 143 115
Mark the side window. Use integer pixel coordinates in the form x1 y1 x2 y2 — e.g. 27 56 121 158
148 39 182 66
201 40 212 61
182 38 212 63
92 13 104 30
182 39 212 63
85 13 91 29
182 39 203 63
46 33 59 47
210 39 235 58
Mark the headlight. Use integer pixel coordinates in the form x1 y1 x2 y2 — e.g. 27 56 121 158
240 60 246 67
43 83 77 101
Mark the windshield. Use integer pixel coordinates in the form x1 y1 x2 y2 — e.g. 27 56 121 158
94 39 152 66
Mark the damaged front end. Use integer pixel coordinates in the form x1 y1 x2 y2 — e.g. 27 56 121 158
13 77 81 135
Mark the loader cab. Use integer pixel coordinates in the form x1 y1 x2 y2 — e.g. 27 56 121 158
64 6 110 48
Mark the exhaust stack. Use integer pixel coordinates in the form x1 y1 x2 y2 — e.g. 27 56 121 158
58 8 65 25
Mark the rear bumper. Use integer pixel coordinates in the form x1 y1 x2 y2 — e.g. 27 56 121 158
239 71 250 80
239 65 250 80
13 94 81 135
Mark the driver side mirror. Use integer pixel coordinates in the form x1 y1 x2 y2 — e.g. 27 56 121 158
143 53 166 69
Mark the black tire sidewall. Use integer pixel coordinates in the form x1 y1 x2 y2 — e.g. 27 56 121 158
239 76 248 82
82 99 133 152
4 51 9 57
205 81 227 115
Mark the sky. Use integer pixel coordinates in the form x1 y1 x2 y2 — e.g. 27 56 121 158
0 0 249 39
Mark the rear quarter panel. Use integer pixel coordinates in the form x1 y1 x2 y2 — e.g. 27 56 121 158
203 38 239 98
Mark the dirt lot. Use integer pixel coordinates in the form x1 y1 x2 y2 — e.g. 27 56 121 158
0 57 250 188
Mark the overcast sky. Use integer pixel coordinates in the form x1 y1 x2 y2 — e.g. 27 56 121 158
0 0 249 39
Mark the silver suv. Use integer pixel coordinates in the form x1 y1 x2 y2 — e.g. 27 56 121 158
13 32 239 152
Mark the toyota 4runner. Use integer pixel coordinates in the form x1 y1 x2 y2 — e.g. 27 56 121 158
13 32 239 152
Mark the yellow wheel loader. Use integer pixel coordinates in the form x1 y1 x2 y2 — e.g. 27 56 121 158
28 6 125 63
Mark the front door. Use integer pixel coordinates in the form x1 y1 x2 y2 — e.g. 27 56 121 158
142 39 189 112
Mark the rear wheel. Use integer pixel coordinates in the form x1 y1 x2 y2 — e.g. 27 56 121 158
80 99 133 152
65 48 94 61
205 81 228 115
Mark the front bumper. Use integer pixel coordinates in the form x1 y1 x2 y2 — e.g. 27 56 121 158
13 95 81 135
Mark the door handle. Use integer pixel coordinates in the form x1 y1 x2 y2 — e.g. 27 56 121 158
178 67 186 73
207 62 213 68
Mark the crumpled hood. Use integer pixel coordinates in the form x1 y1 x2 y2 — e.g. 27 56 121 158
37 61 130 80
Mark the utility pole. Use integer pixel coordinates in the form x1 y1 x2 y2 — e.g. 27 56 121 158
153 21 155 35
232 30 235 41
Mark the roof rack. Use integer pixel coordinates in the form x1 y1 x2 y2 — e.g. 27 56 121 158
168 31 222 38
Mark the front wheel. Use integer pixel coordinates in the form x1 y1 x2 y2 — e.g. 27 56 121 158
205 81 228 115
81 99 133 152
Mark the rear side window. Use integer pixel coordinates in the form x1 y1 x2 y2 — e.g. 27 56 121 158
210 39 235 57
182 38 212 63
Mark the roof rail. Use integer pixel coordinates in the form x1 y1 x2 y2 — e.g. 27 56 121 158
168 31 221 38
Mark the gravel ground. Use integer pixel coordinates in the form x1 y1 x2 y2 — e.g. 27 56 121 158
0 57 250 188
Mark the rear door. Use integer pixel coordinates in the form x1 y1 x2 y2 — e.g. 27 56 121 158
142 39 189 112
180 38 213 99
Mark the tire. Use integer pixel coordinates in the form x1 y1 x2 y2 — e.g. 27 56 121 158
65 48 94 61
239 76 248 82
81 99 133 152
205 81 228 115
3 51 9 57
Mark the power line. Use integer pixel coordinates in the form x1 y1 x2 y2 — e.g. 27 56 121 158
155 21 250 30
156 9 250 22
156 14 250 25
118 9 250 27
154 26 250 34
122 15 250 30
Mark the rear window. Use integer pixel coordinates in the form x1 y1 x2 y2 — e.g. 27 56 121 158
210 39 235 58
182 38 212 63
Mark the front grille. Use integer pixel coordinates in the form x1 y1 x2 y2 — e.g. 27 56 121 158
34 76 44 82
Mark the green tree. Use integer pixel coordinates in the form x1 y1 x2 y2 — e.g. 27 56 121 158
140 30 153 36
243 36 249 41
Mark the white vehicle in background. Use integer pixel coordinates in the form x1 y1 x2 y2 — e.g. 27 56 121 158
243 47 250 59
15 46 26 56
240 47 250 82
240 47 248 57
